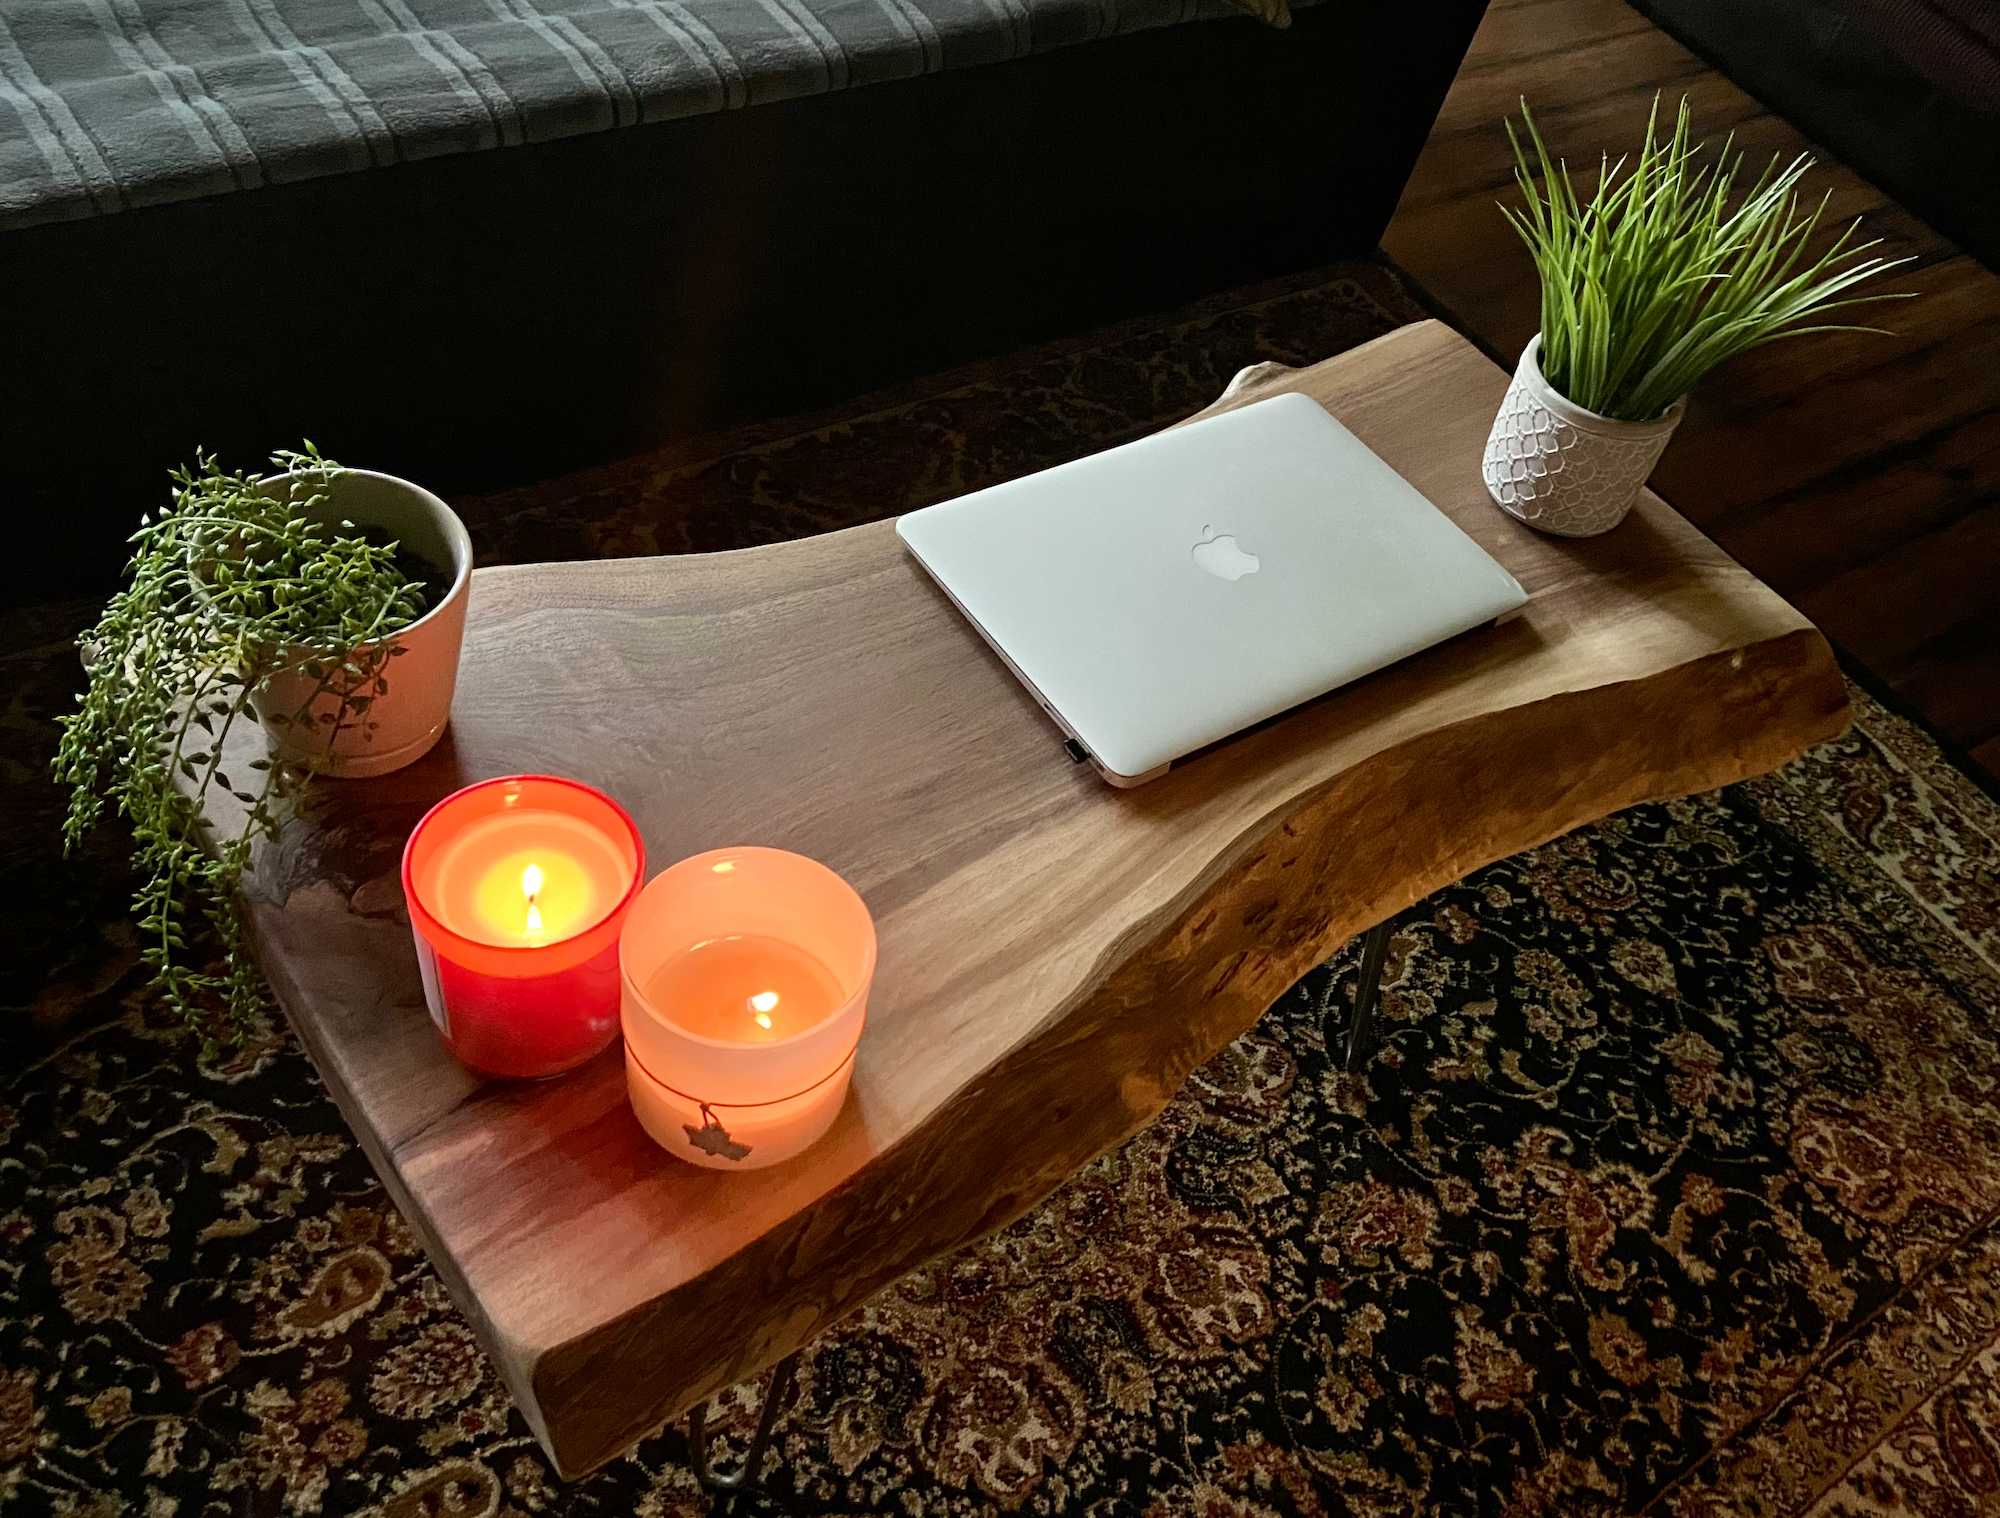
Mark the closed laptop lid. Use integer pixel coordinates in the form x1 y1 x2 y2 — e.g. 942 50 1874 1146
895 392 1528 779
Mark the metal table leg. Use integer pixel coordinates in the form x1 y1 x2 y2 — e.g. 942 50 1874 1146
1342 920 1393 1073
688 1350 802 1495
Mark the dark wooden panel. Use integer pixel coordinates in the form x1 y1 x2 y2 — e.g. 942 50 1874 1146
1712 401 2000 600
1885 618 2000 757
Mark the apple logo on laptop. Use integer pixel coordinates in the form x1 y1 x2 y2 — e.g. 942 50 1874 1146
1192 525 1260 582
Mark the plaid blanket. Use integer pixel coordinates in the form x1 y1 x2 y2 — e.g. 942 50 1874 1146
0 0 1269 230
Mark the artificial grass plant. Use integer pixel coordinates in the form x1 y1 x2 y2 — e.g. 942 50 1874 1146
1504 94 1910 422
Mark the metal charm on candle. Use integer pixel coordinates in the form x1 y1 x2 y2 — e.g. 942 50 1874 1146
620 847 875 1170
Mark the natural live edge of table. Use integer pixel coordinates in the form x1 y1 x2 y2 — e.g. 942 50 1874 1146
235 320 1850 1479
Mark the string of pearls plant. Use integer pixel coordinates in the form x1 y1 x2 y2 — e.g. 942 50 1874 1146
53 446 430 1048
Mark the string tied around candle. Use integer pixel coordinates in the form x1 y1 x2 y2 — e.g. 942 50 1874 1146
627 1046 859 1164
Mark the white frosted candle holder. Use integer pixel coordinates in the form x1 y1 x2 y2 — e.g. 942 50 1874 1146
620 847 875 1170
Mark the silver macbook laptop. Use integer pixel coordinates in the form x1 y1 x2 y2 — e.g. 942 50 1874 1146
896 392 1528 786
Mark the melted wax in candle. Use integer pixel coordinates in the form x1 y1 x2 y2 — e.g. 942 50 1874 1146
645 936 844 1042
422 809 630 948
469 847 596 943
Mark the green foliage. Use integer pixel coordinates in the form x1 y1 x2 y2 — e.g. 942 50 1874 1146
1503 95 1911 422
52 446 428 1048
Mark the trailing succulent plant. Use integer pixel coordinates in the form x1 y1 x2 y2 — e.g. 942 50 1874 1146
53 446 431 1048
1505 94 1909 422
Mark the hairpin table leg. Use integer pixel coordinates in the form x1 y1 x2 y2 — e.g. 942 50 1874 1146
688 1350 802 1495
1343 920 1393 1073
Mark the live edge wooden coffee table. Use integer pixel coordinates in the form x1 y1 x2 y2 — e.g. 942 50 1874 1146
239 321 1850 1479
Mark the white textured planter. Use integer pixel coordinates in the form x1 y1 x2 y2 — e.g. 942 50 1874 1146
1481 336 1686 538
250 469 472 779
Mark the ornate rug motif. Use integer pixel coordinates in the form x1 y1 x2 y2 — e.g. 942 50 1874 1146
6 262 2000 1516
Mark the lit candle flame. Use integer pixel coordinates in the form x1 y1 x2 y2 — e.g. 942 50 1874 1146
522 863 544 936
749 990 778 1029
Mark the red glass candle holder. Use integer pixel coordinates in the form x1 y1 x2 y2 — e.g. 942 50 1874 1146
402 775 645 1079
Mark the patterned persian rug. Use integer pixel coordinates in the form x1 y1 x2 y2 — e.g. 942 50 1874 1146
6 261 2000 1517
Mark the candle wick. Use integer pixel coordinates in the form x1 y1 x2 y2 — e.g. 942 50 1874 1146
521 863 545 937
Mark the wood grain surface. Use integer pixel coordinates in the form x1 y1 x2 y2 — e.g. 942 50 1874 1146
1381 0 2000 777
241 319 1850 1477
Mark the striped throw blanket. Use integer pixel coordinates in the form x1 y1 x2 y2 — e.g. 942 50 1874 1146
0 0 1280 231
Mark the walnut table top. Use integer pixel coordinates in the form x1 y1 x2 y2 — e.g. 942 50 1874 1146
239 320 1850 1477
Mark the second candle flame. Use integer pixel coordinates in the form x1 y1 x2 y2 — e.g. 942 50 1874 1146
522 864 544 937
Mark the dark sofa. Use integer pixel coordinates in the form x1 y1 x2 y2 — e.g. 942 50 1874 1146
2 0 1488 603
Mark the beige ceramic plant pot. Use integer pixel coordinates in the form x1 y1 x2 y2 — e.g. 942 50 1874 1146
1481 336 1686 537
249 469 472 779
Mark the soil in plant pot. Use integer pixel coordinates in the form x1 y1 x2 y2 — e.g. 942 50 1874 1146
350 521 448 619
